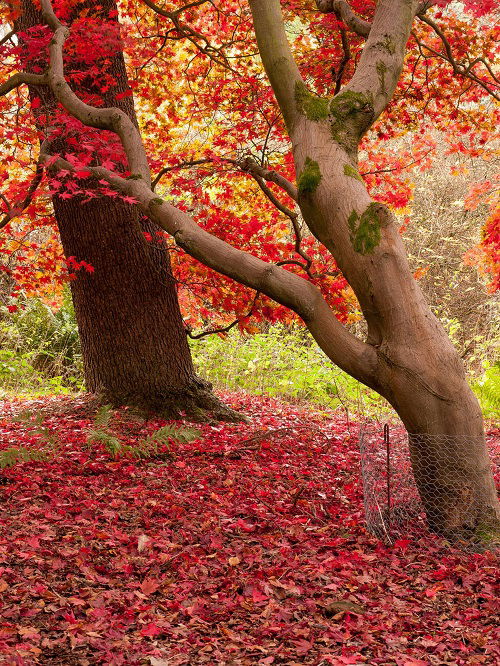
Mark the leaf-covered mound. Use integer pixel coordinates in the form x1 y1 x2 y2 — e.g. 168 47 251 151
0 394 498 665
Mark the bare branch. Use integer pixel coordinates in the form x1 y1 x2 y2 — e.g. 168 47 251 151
239 157 298 202
186 292 260 339
140 0 235 71
416 14 499 100
152 156 298 202
316 1 370 38
0 72 48 97
0 29 17 47
248 0 304 133
315 1 438 37
0 160 45 230
333 27 351 94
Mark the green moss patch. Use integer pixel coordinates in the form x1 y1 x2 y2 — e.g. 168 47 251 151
343 163 364 182
294 81 329 122
347 202 381 254
298 158 322 196
329 90 374 152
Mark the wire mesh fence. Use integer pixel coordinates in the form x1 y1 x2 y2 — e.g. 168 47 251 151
359 423 500 550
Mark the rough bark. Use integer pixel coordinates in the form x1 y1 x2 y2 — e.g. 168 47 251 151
15 0 238 420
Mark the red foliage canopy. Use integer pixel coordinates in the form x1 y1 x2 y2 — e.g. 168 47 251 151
0 0 498 323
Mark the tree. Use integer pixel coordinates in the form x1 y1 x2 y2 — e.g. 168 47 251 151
1 0 498 536
3 0 236 419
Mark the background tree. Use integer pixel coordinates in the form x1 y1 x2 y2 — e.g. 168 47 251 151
2 0 236 419
1 0 498 536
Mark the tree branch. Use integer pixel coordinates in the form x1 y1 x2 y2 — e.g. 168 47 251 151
40 0 151 185
316 0 437 36
0 71 48 97
334 27 352 94
0 149 46 230
248 0 304 133
153 156 298 202
239 157 298 202
316 1 371 38
186 291 260 339
152 156 311 273
140 0 235 71
0 29 17 47
346 0 420 123
416 14 499 100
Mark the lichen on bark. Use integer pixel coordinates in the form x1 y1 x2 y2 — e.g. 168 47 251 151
343 163 364 182
298 157 322 195
376 61 388 94
294 81 329 121
347 202 382 254
379 36 396 55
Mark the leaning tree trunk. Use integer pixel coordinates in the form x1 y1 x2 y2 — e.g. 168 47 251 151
15 0 235 419
275 18 500 535
237 0 500 536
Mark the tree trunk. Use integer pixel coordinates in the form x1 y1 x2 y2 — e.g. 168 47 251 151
15 0 237 419
380 350 499 537
292 120 500 538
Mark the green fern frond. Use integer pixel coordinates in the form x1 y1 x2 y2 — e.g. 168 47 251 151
93 404 114 427
86 428 122 455
147 424 201 445
0 446 52 469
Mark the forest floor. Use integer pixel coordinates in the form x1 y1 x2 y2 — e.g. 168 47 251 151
0 392 498 666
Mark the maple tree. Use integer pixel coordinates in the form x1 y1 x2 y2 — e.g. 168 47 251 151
0 0 499 537
2 0 241 421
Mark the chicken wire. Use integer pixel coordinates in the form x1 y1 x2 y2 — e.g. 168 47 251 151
358 423 499 550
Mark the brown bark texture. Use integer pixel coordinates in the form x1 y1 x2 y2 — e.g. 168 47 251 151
15 0 237 419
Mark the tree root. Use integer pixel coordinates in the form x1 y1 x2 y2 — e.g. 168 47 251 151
94 376 248 423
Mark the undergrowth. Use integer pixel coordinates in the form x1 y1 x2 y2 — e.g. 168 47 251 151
189 327 499 420
0 404 201 469
1 294 498 419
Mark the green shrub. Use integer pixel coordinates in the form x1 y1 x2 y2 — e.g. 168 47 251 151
473 361 500 419
189 325 391 418
0 287 83 394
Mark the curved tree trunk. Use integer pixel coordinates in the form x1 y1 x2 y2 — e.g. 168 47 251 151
15 0 237 419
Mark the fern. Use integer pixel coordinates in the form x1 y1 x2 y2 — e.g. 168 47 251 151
11 409 59 446
86 429 123 457
85 406 201 461
0 446 53 469
146 424 201 445
93 404 114 428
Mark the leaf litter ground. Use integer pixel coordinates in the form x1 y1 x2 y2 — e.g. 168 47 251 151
0 393 498 665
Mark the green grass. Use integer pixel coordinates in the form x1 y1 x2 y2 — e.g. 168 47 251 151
189 327 393 419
